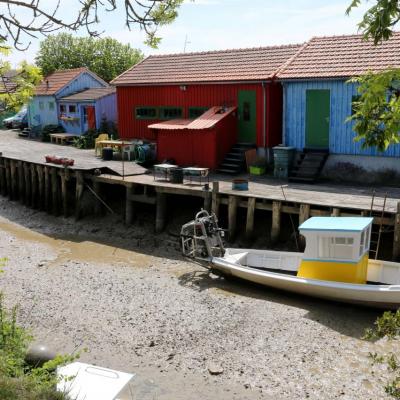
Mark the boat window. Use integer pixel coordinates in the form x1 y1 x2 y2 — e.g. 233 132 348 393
360 231 365 256
365 227 371 250
318 236 354 260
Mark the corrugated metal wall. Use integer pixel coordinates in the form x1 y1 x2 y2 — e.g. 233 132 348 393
283 80 400 157
116 83 283 148
156 113 237 169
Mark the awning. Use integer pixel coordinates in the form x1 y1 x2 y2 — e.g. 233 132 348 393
148 106 237 130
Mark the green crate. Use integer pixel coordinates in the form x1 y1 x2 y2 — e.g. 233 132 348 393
250 166 266 175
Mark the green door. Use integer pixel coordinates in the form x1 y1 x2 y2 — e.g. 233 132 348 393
238 90 256 143
305 89 330 148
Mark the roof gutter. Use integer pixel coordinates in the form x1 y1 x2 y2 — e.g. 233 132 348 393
112 79 273 87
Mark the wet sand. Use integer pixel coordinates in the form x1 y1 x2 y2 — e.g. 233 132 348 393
0 196 397 399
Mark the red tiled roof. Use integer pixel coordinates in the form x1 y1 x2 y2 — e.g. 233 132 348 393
111 45 302 85
277 32 400 80
59 87 115 102
34 68 106 95
148 106 236 130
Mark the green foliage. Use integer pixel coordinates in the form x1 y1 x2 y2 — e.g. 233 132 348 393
347 69 400 151
364 309 400 340
365 310 400 399
0 42 42 111
36 34 144 82
40 125 65 143
73 129 98 149
346 0 400 44
0 292 78 400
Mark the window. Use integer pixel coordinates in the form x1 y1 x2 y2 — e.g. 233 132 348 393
135 107 158 119
59 104 66 113
39 101 44 110
48 102 55 111
68 105 77 113
159 107 182 120
351 95 361 116
318 236 354 260
243 101 251 121
189 107 208 119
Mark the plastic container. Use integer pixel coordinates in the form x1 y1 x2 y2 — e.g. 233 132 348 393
232 178 248 191
170 167 184 184
102 147 113 161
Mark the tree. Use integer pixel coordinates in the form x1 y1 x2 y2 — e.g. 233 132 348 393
35 34 144 82
0 45 42 110
0 0 184 50
347 1 400 151
346 0 400 44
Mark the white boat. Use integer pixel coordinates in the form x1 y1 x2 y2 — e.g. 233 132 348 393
181 211 400 309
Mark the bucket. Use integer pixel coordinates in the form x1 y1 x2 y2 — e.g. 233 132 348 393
232 178 248 191
170 167 184 184
102 147 113 161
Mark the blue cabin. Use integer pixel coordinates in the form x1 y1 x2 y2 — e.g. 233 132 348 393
277 33 400 175
28 68 108 133
58 87 116 134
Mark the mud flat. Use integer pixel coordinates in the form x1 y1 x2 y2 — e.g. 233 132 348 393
0 196 396 399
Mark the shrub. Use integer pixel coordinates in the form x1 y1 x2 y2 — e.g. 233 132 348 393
73 129 98 149
41 125 65 142
0 292 76 400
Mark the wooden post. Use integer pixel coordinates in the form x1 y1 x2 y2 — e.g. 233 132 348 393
61 170 68 218
0 157 6 196
5 159 12 200
10 160 17 200
125 185 134 225
298 203 310 248
393 202 400 261
331 208 340 217
155 191 167 233
271 200 282 243
75 171 84 220
23 162 31 206
17 161 24 202
51 168 59 215
228 195 238 240
211 181 220 217
44 166 50 212
36 165 44 210
203 191 212 212
299 204 310 225
30 164 37 208
246 197 256 239
93 180 103 216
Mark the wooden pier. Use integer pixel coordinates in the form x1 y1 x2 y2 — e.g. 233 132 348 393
1 131 400 260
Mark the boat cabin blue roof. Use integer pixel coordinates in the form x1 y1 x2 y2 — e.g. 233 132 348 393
299 217 373 232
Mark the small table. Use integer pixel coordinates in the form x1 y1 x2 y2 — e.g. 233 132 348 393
153 163 178 181
96 140 134 158
182 167 210 185
50 133 78 145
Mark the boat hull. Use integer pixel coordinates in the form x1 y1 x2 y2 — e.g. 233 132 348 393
212 257 400 309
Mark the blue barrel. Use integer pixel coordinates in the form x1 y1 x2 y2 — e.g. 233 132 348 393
232 179 248 191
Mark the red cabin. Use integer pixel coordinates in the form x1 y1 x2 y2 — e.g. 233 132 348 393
112 45 301 169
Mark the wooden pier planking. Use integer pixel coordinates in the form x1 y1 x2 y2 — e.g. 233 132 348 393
1 130 400 258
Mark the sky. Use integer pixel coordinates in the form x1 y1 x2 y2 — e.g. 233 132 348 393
6 0 371 66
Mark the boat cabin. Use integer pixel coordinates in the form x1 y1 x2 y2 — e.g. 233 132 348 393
298 217 373 284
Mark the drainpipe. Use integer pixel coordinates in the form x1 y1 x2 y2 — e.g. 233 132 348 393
282 83 286 146
262 82 267 149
